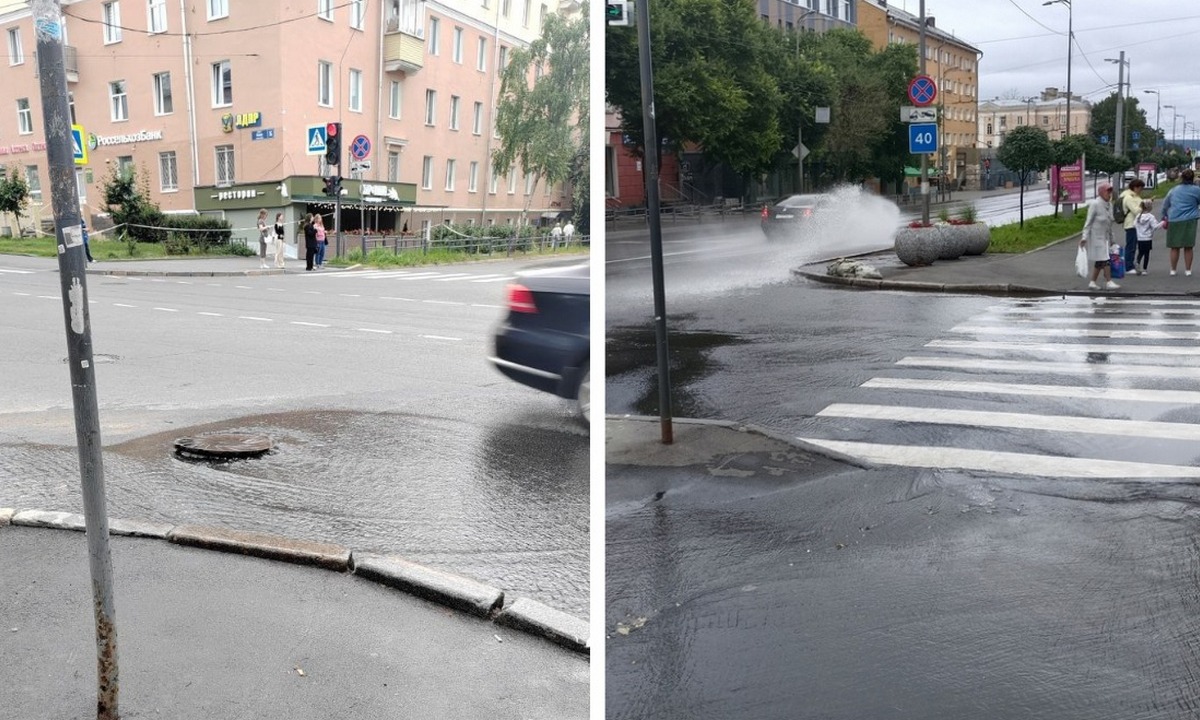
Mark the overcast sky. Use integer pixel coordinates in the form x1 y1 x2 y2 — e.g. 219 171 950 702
913 0 1200 141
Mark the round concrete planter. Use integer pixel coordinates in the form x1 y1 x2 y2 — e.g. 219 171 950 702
894 225 943 266
959 222 991 255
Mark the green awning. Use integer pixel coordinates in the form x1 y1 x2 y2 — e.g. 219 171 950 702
904 166 942 177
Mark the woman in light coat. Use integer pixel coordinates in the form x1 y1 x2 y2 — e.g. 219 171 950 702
1080 182 1119 291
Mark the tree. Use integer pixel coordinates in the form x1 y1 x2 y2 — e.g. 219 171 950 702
494 13 588 229
605 0 783 185
0 166 30 235
1087 92 1150 159
1048 134 1089 216
996 125 1052 227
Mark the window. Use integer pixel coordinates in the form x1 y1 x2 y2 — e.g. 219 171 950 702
421 156 433 189
117 155 135 178
318 61 333 106
539 3 547 29
389 81 401 119
452 27 463 63
824 0 834 14
501 0 510 18
8 28 22 66
498 46 508 69
507 165 516 194
103 2 122 43
449 95 460 130
148 0 167 33
986 122 993 135
387 150 399 182
25 166 40 201
477 37 487 72
429 17 439 55
153 72 173 115
841 0 850 19
348 69 363 112
522 0 530 26
999 115 1007 129
211 60 232 107
75 168 87 203
109 80 128 121
208 0 228 20
468 161 478 192
215 145 235 186
472 102 483 135
159 151 178 191
16 98 33 134
318 0 333 20
350 0 365 28
68 92 76 124
524 172 534 195
489 169 497 194
425 89 436 125
445 159 456 191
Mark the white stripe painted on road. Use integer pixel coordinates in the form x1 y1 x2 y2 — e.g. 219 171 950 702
471 303 503 309
290 321 329 327
153 307 179 312
339 293 361 297
13 292 30 296
206 283 222 287
36 295 57 300
235 285 252 289
0 268 34 274
897 356 1200 378
953 324 1200 340
267 288 285 292
469 276 516 283
113 303 136 308
864 376 1200 404
430 273 474 281
380 296 417 302
818 403 1200 442
459 274 505 281
237 316 272 322
197 312 223 317
984 315 1200 326
423 300 465 305
986 305 1200 317
420 334 462 341
927 339 1200 356
175 280 192 285
399 272 455 280
795 437 1200 479
358 328 393 334
303 290 321 294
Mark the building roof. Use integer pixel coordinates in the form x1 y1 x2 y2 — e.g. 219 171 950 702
864 0 982 56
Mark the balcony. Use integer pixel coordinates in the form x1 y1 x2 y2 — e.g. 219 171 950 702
384 23 424 74
32 45 79 83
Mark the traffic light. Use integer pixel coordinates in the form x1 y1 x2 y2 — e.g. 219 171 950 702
325 122 341 166
606 0 631 26
322 175 341 197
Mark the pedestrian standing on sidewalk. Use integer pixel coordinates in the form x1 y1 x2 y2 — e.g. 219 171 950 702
273 212 287 269
1080 182 1119 290
80 218 94 263
303 214 318 271
1162 168 1200 276
1118 178 1145 271
256 209 271 269
1132 199 1165 275
313 214 327 269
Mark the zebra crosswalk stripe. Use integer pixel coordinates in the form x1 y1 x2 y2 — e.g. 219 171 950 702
953 325 1200 340
927 339 1200 356
863 376 1200 404
896 356 1200 379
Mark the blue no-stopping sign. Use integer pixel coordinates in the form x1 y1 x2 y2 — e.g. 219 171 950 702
350 134 371 160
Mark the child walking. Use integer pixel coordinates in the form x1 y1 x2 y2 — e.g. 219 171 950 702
1132 199 1166 275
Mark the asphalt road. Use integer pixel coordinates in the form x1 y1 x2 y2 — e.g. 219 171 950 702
606 251 1200 716
0 255 590 619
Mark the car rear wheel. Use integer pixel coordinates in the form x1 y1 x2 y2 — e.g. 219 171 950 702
576 362 590 427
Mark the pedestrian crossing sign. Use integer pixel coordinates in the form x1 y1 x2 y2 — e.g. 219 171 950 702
71 124 87 165
305 124 327 156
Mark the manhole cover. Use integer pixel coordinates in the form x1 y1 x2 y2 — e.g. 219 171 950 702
62 354 119 364
174 432 273 460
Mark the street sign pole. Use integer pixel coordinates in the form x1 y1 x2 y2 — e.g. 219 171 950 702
919 0 929 225
32 1 119 717
635 0 672 444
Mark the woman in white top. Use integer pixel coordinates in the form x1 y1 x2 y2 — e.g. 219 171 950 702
1080 183 1119 290
256 209 270 269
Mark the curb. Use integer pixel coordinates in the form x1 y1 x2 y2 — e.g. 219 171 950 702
0 508 588 655
89 268 284 278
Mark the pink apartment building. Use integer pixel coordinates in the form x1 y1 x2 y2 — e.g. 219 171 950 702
0 0 574 242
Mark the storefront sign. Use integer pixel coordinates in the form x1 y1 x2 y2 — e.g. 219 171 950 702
362 182 401 201
213 188 263 201
87 130 163 149
0 141 46 155
222 112 263 132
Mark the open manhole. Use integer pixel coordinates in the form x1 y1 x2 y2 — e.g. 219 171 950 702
174 432 273 460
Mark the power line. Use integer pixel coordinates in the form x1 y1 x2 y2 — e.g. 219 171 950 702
1002 0 1063 37
975 14 1200 45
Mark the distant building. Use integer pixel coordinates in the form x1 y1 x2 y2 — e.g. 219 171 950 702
857 0 982 190
0 0 576 239
978 95 1092 149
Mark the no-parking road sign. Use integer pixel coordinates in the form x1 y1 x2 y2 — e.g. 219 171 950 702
908 75 938 107
350 134 371 161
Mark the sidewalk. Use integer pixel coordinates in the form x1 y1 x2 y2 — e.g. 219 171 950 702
796 227 1199 297
0 512 588 720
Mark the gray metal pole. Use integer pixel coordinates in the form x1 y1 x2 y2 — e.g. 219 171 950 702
1114 51 1125 157
919 0 929 225
636 0 673 444
1065 2 1072 137
31 1 119 717
797 122 803 193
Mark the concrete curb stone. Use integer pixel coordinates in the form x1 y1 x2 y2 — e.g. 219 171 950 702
167 524 352 571
354 553 504 618
496 597 590 654
12 509 87 530
109 517 175 538
0 507 13 526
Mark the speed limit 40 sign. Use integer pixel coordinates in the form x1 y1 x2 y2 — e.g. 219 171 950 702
909 123 938 154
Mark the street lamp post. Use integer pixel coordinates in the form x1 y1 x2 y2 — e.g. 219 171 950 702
1043 0 1072 137
1144 90 1161 150
1105 52 1129 157
1164 104 1176 150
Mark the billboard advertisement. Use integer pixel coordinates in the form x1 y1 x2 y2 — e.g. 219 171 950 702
1050 159 1086 204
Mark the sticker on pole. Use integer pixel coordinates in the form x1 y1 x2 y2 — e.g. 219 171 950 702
908 75 937 107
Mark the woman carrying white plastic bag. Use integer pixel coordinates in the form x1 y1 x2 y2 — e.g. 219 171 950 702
1075 245 1088 278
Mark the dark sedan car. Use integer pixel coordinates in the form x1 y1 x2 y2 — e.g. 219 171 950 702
489 262 590 425
760 193 834 238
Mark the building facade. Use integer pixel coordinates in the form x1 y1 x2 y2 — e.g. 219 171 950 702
857 0 982 190
0 0 572 240
978 90 1091 149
